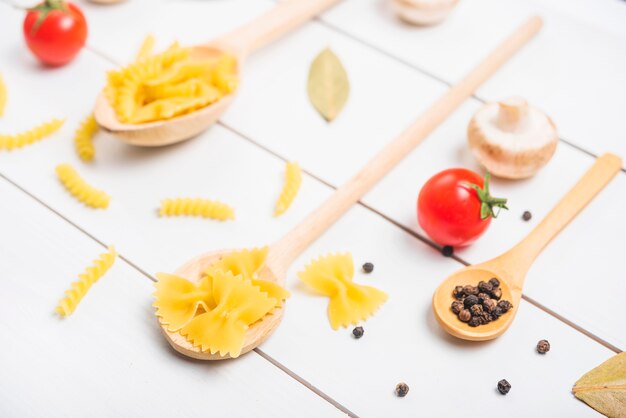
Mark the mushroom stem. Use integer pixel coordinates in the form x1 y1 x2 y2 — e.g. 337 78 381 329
497 96 529 132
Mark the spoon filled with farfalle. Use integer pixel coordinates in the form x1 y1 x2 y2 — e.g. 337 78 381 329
153 17 544 360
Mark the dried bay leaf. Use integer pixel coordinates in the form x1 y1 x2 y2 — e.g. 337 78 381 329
307 48 349 122
573 352 626 418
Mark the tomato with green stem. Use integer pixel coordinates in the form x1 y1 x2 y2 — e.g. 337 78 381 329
417 169 508 247
23 0 88 66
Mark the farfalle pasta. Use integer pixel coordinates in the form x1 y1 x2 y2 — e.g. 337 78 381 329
56 163 110 209
56 246 117 316
274 161 302 216
105 41 238 124
0 73 6 117
155 270 278 358
203 247 290 305
159 198 235 221
0 118 64 150
298 253 387 329
74 114 98 162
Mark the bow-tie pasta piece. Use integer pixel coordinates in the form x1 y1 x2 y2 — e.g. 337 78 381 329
180 271 277 358
298 253 387 330
203 247 290 305
154 273 213 332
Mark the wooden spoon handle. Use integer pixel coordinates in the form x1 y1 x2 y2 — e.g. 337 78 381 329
503 153 622 282
217 0 341 56
267 16 544 276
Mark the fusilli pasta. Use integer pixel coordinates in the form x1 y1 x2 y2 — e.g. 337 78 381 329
74 114 98 162
0 73 6 117
298 253 387 330
56 163 110 209
274 161 302 216
136 34 155 61
159 198 235 221
55 246 117 316
0 118 64 150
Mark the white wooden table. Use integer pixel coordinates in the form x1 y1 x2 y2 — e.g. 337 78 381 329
1 0 624 416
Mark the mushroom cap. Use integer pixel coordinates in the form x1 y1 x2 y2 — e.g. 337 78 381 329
467 98 558 179
391 0 459 26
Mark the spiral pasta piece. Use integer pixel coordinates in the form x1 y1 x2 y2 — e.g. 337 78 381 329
0 73 6 117
55 246 117 316
159 198 235 221
274 161 302 216
136 34 155 61
74 114 99 162
56 163 110 209
0 118 64 151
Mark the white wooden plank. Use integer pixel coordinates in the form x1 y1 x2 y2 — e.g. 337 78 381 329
320 0 626 160
0 178 346 418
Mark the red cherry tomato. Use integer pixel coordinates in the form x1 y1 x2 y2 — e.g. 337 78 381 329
23 1 88 66
417 168 508 247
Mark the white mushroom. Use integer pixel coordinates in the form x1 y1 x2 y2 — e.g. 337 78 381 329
391 0 459 26
467 97 558 179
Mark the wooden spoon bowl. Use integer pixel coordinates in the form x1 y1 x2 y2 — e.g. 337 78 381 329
159 250 285 360
432 267 518 341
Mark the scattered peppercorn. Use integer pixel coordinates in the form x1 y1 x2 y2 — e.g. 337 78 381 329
497 379 511 395
442 245 454 257
458 309 471 322
395 382 409 397
536 339 550 354
451 301 464 314
352 326 364 339
362 262 374 273
522 211 532 221
450 281 513 327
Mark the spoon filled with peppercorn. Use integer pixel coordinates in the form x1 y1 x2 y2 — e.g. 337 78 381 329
433 153 622 341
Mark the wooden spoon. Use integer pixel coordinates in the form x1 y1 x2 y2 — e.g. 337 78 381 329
160 16 544 359
94 0 342 146
433 153 623 341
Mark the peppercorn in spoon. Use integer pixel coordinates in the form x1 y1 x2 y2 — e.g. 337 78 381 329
158 17 544 359
433 153 622 341
94 0 341 146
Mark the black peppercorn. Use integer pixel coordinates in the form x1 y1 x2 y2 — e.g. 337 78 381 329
490 287 502 300
491 307 503 319
464 295 479 309
478 280 493 294
451 301 464 315
463 285 478 296
470 304 483 316
458 309 471 322
441 245 454 257
395 382 409 397
536 339 550 354
498 300 513 313
483 298 497 313
489 277 500 288
352 326 364 339
362 262 374 273
477 292 490 303
453 286 465 299
522 211 532 221
480 311 492 323
468 316 482 327
497 379 511 395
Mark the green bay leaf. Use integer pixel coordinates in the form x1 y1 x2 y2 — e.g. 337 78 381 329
307 48 349 122
573 352 626 418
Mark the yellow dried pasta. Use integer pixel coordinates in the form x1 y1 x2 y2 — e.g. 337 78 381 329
136 34 155 61
159 198 235 221
74 114 98 162
179 270 277 358
105 42 238 124
0 118 64 150
56 163 110 209
55 246 117 316
274 161 302 216
0 73 6 117
298 253 387 330
203 247 290 306
154 273 213 332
